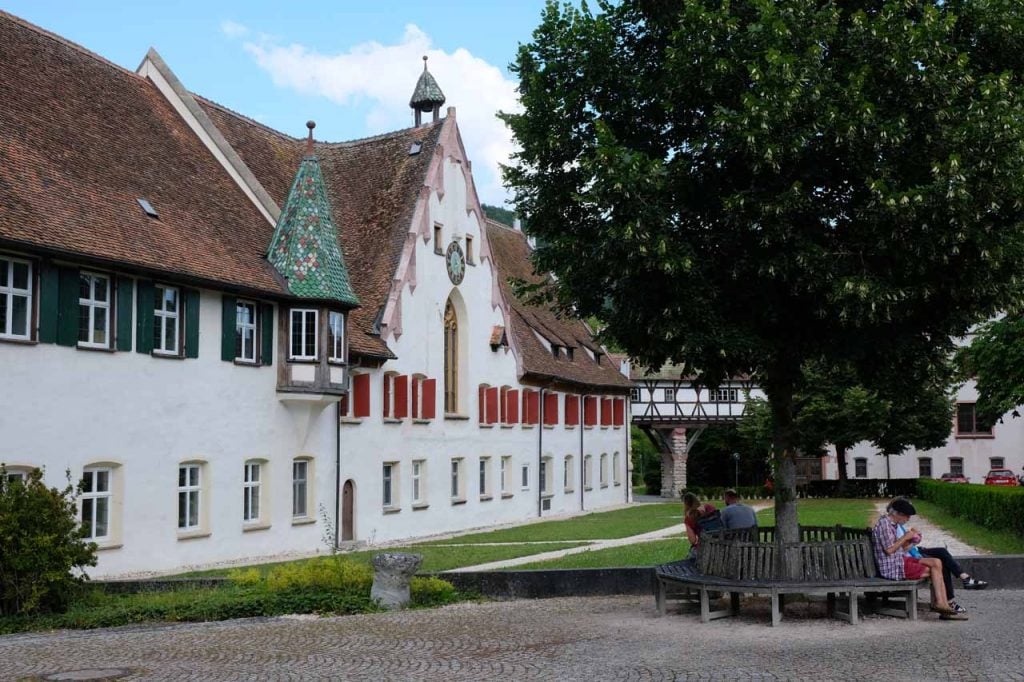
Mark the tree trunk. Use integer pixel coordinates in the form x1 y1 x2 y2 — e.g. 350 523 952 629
835 444 848 482
766 364 800 546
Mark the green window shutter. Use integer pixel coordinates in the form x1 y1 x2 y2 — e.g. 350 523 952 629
221 295 236 362
55 266 79 347
116 276 133 351
135 280 154 354
37 262 59 343
184 288 201 359
260 302 274 366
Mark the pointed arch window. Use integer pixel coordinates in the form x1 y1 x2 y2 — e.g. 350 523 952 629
444 299 459 413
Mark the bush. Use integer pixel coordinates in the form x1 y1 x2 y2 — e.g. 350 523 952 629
410 576 459 607
802 478 919 499
0 466 97 616
918 480 1024 539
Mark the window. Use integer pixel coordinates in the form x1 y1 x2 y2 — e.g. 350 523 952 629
950 457 964 477
613 452 621 485
328 311 345 362
630 388 640 402
600 453 608 487
177 464 202 531
479 384 498 425
243 461 262 523
289 308 318 360
479 457 491 497
292 459 309 518
81 467 111 540
444 300 458 413
235 300 257 363
153 285 180 354
434 223 443 254
78 273 110 348
465 235 474 265
383 373 398 419
521 463 530 490
383 463 395 508
663 388 675 402
584 455 593 490
918 458 932 478
564 455 574 492
584 396 598 426
991 457 1005 470
0 256 32 340
450 458 465 500
956 402 992 436
501 456 511 495
412 460 425 504
707 388 739 402
540 458 552 495
854 458 867 479
5 468 30 483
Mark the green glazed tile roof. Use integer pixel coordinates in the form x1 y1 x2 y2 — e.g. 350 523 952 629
267 153 360 307
410 58 445 111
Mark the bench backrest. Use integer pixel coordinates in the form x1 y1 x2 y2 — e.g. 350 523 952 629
697 532 878 582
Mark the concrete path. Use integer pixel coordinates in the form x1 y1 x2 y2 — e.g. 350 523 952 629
4 592 1022 681
872 501 987 555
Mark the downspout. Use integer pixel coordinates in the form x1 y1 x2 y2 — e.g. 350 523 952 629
538 387 545 518
625 394 630 504
335 400 342 549
580 392 586 512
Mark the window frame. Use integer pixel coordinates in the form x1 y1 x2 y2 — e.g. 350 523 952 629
613 452 621 486
918 457 932 478
854 458 868 479
450 458 465 502
81 466 112 540
177 463 202 532
235 299 258 364
949 457 964 477
584 455 593 490
479 457 491 498
77 271 112 349
990 457 1005 470
443 300 459 414
500 456 511 495
521 463 530 491
540 457 552 495
564 455 575 493
662 388 675 402
412 459 425 505
383 462 396 508
630 388 640 402
600 453 608 488
465 234 475 265
955 402 993 437
328 310 345 363
292 459 310 519
243 461 262 524
289 308 319 361
153 284 181 356
0 255 33 341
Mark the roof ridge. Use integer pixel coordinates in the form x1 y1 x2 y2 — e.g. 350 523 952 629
320 119 445 148
484 216 518 231
192 93 303 143
0 10 144 82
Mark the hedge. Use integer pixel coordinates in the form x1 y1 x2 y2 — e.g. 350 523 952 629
917 480 1024 539
680 479 919 501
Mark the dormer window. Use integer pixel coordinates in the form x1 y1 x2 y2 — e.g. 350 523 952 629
551 344 561 359
289 308 318 360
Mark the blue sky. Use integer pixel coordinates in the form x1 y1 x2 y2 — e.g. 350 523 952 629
3 1 553 204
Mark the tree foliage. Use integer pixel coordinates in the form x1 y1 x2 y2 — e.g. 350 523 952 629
962 316 1024 424
504 0 1024 541
481 203 519 228
0 467 97 616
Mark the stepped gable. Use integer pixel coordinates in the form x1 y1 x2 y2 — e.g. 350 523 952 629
0 12 286 296
485 219 632 391
200 100 444 360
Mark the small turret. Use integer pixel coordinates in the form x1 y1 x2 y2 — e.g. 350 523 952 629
409 55 446 126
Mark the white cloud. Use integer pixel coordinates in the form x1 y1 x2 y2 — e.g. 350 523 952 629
239 24 520 205
220 20 249 39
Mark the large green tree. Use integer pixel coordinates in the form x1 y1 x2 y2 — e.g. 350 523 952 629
962 316 1024 425
504 0 1024 542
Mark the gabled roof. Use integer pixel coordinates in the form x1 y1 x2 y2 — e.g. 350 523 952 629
267 150 359 307
485 219 632 391
198 97 444 359
0 12 287 297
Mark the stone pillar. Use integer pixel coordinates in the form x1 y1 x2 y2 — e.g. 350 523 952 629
660 427 688 498
371 552 422 610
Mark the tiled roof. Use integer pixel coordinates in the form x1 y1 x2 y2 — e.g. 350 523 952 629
0 12 287 297
199 99 444 359
267 152 359 306
485 219 632 392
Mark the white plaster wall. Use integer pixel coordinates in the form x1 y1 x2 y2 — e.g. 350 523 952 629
0 288 335 577
339 155 630 544
831 380 1024 483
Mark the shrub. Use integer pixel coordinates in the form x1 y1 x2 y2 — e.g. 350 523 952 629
410 576 458 607
802 479 919 499
918 480 1024 538
0 466 97 616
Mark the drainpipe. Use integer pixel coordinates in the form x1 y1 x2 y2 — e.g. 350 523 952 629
625 394 630 504
335 400 342 549
538 387 545 518
580 392 586 513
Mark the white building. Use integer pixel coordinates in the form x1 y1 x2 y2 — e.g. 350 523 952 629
0 12 632 577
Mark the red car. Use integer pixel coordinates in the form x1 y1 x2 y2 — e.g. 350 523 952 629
984 469 1019 486
940 472 969 484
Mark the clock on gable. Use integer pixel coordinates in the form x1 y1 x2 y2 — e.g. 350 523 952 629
445 240 466 285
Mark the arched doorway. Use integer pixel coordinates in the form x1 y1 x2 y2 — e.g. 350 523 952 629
341 479 355 541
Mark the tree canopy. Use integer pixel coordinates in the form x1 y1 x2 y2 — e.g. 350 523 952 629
504 0 1024 540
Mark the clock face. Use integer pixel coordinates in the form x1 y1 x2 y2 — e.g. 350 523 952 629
446 240 465 285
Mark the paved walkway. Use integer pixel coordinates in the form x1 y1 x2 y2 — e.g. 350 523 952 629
4 592 1022 681
872 501 987 555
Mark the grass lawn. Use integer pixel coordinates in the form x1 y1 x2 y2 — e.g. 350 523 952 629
756 498 878 529
516 538 690 569
911 499 1024 554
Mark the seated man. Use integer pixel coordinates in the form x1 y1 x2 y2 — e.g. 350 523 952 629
719 489 758 530
871 498 961 620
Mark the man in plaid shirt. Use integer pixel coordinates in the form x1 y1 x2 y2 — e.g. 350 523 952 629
871 498 959 618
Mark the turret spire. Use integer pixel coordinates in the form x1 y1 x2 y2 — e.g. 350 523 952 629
409 55 446 126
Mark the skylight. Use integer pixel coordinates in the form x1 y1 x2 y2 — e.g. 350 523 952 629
137 198 159 218
408 141 422 155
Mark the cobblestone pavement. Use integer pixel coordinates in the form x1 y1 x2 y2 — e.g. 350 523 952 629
4 592 1023 681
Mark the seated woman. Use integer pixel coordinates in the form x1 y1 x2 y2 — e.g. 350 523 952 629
871 498 961 619
682 492 719 561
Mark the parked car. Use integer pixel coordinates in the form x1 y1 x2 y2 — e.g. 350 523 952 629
939 472 970 484
984 469 1019 486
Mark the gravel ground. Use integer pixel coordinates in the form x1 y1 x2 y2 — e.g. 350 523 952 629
3 591 1022 681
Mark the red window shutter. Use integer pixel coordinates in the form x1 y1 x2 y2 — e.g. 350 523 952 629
395 375 409 419
614 398 624 426
486 387 499 424
507 389 519 423
499 389 508 423
565 395 579 426
527 390 539 425
423 378 436 419
339 394 349 418
354 374 370 418
601 398 612 426
544 393 558 425
383 375 392 418
412 377 421 419
584 396 597 426
479 385 487 423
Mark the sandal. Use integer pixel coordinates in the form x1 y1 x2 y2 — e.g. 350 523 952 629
962 577 988 590
940 612 969 621
931 603 956 615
